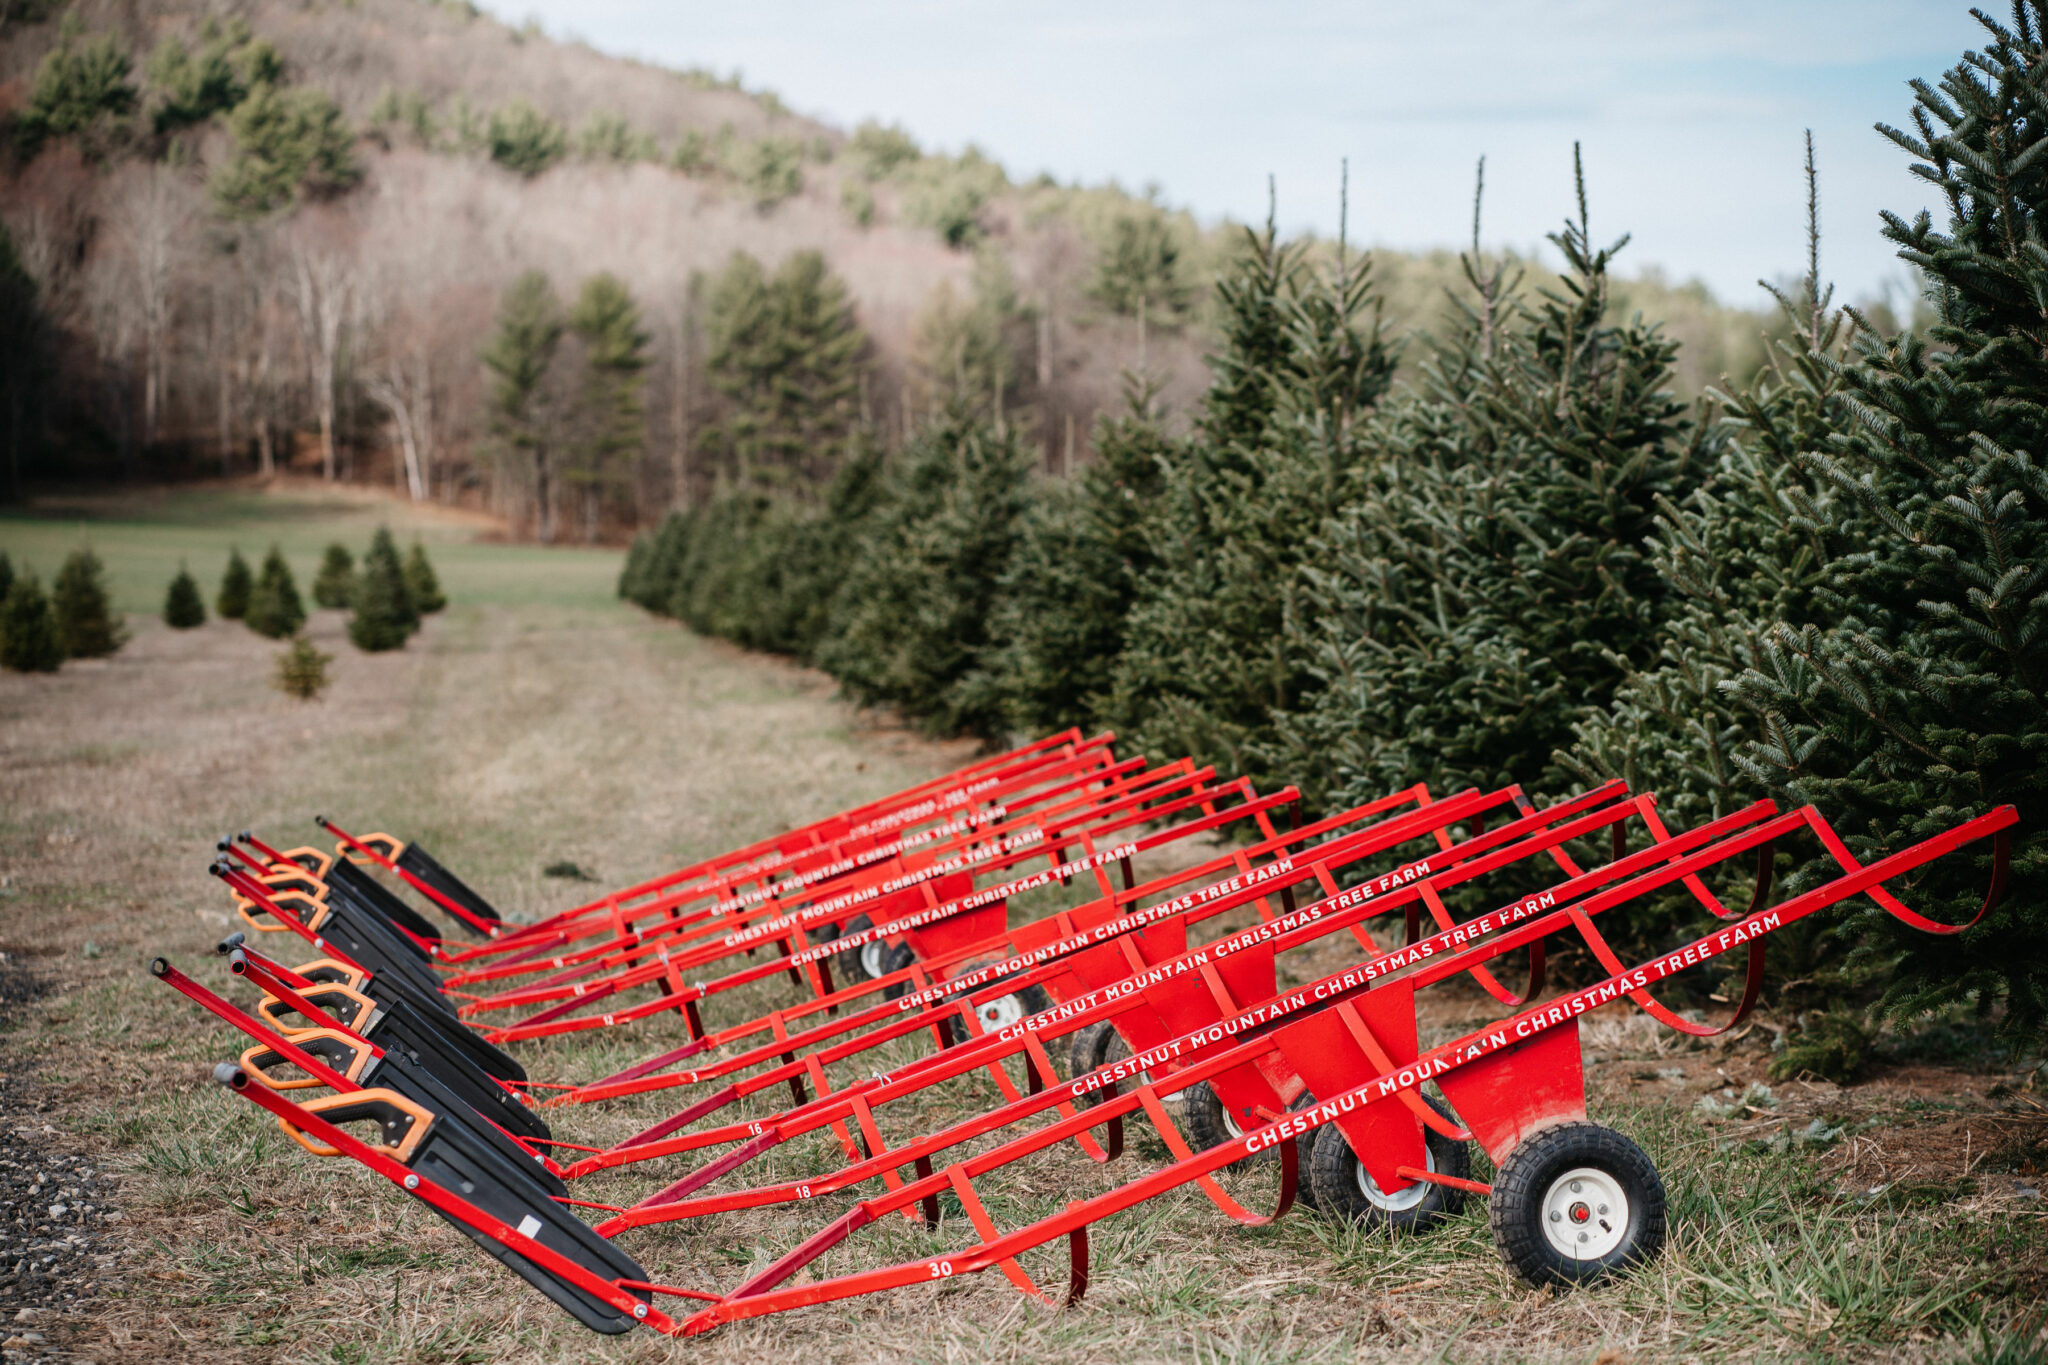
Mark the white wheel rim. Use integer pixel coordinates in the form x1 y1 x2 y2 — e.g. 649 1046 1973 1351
1357 1140 1435 1213
975 994 1025 1031
1540 1166 1628 1259
859 942 887 979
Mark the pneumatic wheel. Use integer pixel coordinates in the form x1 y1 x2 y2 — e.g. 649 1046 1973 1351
830 914 876 984
1179 1084 1320 1183
1068 1020 1139 1107
1309 1094 1469 1233
950 958 1051 1035
1488 1121 1665 1287
804 920 842 947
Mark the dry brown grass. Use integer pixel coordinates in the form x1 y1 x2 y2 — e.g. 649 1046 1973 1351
1 493 2043 1363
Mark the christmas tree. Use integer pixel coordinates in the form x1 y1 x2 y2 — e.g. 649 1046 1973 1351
349 526 418 651
0 572 63 673
312 543 355 609
979 380 1174 736
163 564 207 628
402 541 446 614
818 407 1033 734
52 547 126 658
216 547 253 619
245 546 306 639
1724 8 2048 1033
1274 153 1697 811
1109 180 1398 788
273 633 333 700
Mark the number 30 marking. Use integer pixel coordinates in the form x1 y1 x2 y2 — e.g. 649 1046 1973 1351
928 1259 954 1279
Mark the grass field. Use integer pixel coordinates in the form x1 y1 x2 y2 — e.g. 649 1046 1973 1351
1 485 2043 1363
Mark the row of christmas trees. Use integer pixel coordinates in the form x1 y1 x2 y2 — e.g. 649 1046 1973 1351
623 10 2045 1037
0 527 445 673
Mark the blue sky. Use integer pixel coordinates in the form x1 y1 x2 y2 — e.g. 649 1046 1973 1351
481 1 1989 308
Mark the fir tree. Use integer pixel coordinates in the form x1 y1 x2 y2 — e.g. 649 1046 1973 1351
217 547 253 619
1725 9 2048 1034
482 270 567 542
245 545 306 639
15 28 135 159
211 81 360 218
52 547 125 658
1110 178 1398 787
273 633 332 700
819 408 1034 734
485 101 566 177
1273 154 1698 810
163 564 206 628
349 526 417 651
312 542 355 609
1568 136 1855 835
564 273 649 541
702 251 869 489
977 382 1175 735
0 551 12 605
403 541 446 614
0 572 62 673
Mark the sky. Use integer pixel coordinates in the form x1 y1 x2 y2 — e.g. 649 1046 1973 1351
478 0 1991 309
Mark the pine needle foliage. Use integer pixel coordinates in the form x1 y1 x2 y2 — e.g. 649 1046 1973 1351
1274 153 1699 811
349 527 418 652
52 548 126 658
977 381 1175 736
216 547 253 619
1109 180 1399 789
273 633 332 700
404 541 446 614
1715 8 2048 1033
163 565 206 628
818 408 1035 734
245 545 306 639
0 573 63 673
312 543 355 609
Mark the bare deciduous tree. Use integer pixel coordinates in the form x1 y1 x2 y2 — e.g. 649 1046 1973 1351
286 220 359 481
112 166 190 448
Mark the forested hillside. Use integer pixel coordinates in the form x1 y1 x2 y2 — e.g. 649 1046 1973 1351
0 0 1781 538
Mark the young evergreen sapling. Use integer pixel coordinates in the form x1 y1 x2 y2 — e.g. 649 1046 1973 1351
217 547 253 619
52 547 126 658
164 564 207 628
273 633 333 700
245 545 306 639
403 541 446 613
0 572 63 672
312 542 355 609
349 526 417 651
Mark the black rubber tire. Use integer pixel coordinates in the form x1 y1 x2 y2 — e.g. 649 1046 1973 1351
831 915 880 985
1068 1020 1135 1107
948 958 1052 1035
804 920 842 947
1287 1091 1321 1212
876 940 917 1001
1180 1080 1253 1168
1488 1121 1666 1287
1309 1094 1470 1233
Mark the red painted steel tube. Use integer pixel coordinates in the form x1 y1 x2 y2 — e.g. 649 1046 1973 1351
651 803 2015 1334
475 782 1306 1043
434 731 1116 964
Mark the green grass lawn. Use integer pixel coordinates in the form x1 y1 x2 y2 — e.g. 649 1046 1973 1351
0 483 620 616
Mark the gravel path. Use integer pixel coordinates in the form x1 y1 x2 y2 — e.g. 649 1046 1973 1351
0 960 122 1364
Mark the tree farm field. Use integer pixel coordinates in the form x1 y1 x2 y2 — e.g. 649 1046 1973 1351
0 487 2041 1363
